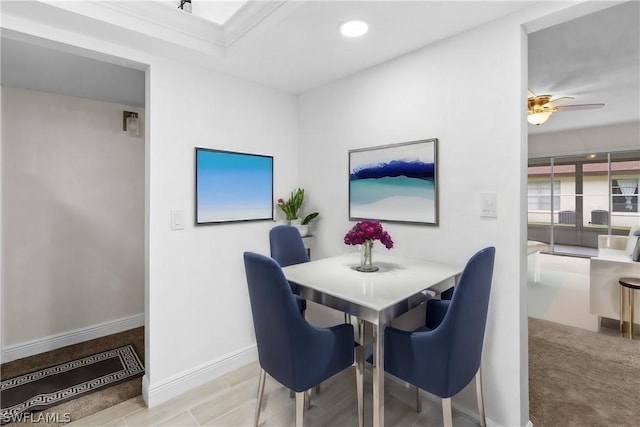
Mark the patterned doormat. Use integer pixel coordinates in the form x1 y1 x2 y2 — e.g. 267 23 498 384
1 345 144 424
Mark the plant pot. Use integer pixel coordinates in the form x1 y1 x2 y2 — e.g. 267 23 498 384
297 224 309 237
288 219 308 237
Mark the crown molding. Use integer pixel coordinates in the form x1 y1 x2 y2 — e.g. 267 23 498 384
97 1 226 45
23 0 289 54
26 0 225 58
223 0 287 47
2 1 293 64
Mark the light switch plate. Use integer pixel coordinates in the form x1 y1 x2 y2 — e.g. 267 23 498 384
171 210 184 230
480 193 497 218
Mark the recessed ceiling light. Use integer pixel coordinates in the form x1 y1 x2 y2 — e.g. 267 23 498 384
340 20 368 38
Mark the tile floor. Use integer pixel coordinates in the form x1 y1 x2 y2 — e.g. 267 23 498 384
69 362 479 427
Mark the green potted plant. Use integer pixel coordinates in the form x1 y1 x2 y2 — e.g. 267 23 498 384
276 188 305 222
276 188 319 236
302 212 319 225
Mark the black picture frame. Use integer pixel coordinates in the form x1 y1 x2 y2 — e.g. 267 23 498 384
195 147 274 224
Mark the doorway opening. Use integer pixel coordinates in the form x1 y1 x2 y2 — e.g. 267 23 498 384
1 32 149 421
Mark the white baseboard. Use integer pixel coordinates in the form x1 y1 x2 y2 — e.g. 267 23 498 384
142 374 150 406
144 344 258 408
1 313 144 363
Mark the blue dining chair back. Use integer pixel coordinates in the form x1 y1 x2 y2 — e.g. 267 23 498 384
269 225 309 267
269 224 308 314
384 246 495 427
243 252 363 427
438 246 495 392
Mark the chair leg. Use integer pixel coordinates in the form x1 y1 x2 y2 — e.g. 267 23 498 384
416 387 422 413
293 387 312 407
254 368 266 427
306 310 321 397
476 368 487 427
442 397 453 427
295 391 305 427
355 345 364 427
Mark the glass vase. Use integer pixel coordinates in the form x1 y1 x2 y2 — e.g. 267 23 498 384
357 240 379 272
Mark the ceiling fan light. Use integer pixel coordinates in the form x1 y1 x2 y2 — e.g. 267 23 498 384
528 111 552 126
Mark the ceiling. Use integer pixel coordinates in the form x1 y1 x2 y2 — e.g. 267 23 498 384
215 0 536 93
1 1 638 136
1 38 145 107
528 1 640 134
2 1 538 94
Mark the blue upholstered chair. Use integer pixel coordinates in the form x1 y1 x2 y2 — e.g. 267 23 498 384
269 225 310 267
440 286 454 300
384 246 496 427
269 224 355 327
269 225 309 313
243 252 363 427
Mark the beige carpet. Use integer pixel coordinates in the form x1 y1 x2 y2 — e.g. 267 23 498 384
529 318 640 427
1 327 143 426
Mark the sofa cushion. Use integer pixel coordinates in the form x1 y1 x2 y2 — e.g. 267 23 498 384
633 238 640 262
625 226 640 257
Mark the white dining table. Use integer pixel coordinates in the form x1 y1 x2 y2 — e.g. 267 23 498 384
282 252 462 427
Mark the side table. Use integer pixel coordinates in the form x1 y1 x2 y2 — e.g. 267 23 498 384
618 277 640 339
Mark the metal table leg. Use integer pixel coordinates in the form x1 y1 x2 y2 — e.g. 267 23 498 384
373 319 385 427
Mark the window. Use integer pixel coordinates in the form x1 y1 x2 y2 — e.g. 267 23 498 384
613 178 639 212
528 180 561 210
528 152 640 256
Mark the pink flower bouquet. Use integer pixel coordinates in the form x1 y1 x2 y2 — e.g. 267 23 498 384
344 220 394 249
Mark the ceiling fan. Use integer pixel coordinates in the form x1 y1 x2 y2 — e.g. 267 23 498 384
527 88 605 125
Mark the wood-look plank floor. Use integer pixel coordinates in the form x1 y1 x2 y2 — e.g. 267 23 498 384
69 362 480 427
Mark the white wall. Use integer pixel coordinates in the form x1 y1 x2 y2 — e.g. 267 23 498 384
1 11 300 407
297 14 531 427
146 59 299 400
1 87 144 356
529 121 640 158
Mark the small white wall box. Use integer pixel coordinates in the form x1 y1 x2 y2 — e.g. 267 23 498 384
480 193 497 218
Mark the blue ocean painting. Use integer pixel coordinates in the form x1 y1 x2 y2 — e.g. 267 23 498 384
350 158 436 223
196 149 273 223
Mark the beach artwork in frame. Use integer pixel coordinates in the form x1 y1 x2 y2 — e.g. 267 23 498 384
349 138 438 225
195 148 273 224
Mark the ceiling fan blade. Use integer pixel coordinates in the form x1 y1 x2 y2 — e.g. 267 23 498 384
527 88 537 98
555 103 605 111
547 96 575 107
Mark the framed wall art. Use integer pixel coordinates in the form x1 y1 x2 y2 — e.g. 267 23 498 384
348 138 438 225
195 148 273 224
